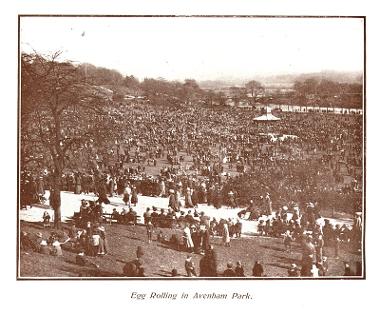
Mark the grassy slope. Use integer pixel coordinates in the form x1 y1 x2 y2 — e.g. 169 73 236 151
19 221 361 278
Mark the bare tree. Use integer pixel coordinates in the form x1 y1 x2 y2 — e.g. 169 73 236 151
21 52 114 229
245 80 263 98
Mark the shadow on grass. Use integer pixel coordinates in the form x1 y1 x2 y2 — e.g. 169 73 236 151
20 221 46 230
267 262 290 270
152 269 175 277
58 264 121 277
260 244 285 252
157 242 184 253
272 254 301 265
121 234 143 241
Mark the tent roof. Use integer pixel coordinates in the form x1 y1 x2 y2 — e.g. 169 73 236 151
253 113 281 121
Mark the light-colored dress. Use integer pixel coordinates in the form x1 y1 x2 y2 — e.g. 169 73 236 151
183 226 194 248
222 223 230 244
51 240 63 256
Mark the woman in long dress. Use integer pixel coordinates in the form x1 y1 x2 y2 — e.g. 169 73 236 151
183 224 194 252
222 220 231 247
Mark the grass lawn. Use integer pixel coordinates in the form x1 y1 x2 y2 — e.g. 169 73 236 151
19 221 362 278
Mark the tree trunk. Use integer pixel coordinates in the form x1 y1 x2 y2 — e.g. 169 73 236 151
51 175 62 230
54 202 62 230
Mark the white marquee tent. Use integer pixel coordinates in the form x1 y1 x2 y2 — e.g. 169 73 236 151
254 107 281 121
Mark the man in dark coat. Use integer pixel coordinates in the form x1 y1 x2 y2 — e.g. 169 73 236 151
97 177 110 204
252 261 264 277
199 246 218 277
223 262 236 277
168 189 179 211
235 261 245 277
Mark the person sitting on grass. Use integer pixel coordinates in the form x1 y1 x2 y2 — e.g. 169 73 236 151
235 261 245 277
171 268 179 277
51 237 70 256
126 207 138 225
111 208 120 223
252 261 264 277
37 239 49 255
288 263 300 277
185 255 197 277
223 262 236 277
76 250 99 268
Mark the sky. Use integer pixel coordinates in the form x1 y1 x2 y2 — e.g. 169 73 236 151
20 16 364 81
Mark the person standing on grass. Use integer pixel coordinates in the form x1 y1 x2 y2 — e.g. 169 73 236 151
283 230 293 252
183 223 194 252
98 225 108 255
168 189 179 211
199 246 218 277
301 235 315 276
143 207 152 225
90 231 101 257
146 221 154 243
184 187 194 208
185 255 197 277
123 183 132 207
315 234 324 263
222 219 231 247
42 211 51 228
131 186 138 206
333 227 341 259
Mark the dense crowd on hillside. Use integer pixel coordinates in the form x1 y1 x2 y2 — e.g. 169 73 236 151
20 103 363 277
21 103 362 213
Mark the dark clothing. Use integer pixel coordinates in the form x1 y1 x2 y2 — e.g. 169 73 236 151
168 194 178 211
199 251 218 277
288 268 300 277
185 259 197 277
223 268 236 277
252 263 264 277
235 266 245 277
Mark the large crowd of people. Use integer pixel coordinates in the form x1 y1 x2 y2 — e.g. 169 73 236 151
21 103 362 213
20 102 363 277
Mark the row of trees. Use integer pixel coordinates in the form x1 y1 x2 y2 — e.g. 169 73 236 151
75 61 267 107
293 78 363 108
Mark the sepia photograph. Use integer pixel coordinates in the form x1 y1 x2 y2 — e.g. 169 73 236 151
17 15 365 279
